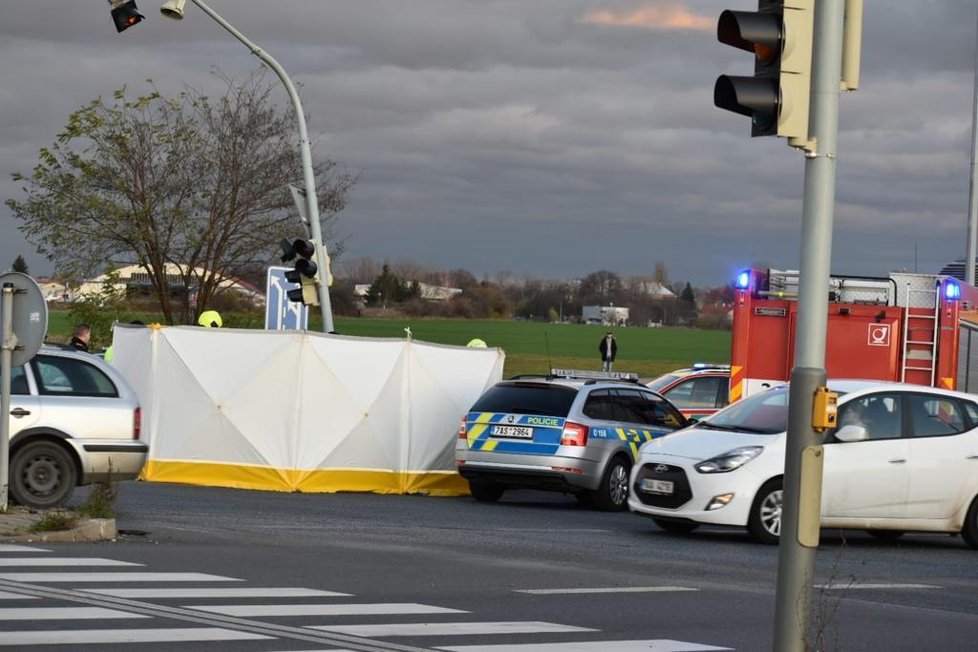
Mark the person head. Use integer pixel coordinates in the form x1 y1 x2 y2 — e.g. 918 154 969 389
605 331 613 338
73 323 91 343
197 310 223 328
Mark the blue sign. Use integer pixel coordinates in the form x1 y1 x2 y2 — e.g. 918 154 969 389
265 266 309 330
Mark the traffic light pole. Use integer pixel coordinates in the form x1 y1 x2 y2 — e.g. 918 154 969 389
186 0 335 333
773 0 846 649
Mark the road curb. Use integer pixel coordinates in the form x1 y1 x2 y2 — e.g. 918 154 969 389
0 512 118 543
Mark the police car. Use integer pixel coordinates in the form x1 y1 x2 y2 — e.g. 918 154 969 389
455 370 689 510
646 364 730 420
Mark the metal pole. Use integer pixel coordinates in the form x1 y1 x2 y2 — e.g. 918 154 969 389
966 8 978 286
0 283 14 512
773 0 846 649
189 0 335 332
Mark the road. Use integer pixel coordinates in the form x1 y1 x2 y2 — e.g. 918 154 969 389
1 481 976 650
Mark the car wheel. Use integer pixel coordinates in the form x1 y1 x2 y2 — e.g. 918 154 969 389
9 441 78 509
866 529 905 541
468 480 504 503
590 457 631 512
747 479 783 545
652 518 700 534
961 497 978 550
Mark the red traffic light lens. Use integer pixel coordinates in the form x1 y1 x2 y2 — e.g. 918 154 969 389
293 239 315 259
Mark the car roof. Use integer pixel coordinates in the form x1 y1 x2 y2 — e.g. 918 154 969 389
504 368 645 390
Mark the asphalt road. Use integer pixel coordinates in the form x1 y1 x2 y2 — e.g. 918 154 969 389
2 481 977 651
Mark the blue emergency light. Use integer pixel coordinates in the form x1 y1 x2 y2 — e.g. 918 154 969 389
735 270 750 290
945 279 962 301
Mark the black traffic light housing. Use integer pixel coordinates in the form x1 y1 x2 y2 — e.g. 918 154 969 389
280 238 320 306
110 0 145 33
714 0 813 147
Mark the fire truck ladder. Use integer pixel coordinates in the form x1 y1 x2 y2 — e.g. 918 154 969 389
901 284 939 386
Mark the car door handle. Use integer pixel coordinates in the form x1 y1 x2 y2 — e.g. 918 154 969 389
888 458 907 464
10 408 31 417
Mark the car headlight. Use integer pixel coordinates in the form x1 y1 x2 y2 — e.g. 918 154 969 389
694 446 763 473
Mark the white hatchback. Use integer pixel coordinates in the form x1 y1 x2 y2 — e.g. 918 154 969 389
628 380 978 547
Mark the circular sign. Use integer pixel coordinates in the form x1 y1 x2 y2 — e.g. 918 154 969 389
0 272 49 367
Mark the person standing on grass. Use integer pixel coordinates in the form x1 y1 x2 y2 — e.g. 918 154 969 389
599 330 617 372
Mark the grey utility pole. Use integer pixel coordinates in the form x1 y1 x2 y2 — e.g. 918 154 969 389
162 0 336 333
773 0 846 649
966 9 978 286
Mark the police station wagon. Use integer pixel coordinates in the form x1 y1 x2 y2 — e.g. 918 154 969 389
455 370 689 510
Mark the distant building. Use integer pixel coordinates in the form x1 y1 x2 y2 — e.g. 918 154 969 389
940 258 978 282
35 278 68 302
636 281 676 298
74 264 261 304
353 282 462 302
583 305 630 326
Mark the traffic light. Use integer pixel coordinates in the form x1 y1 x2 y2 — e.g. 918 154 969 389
714 0 814 147
280 238 320 306
109 0 145 33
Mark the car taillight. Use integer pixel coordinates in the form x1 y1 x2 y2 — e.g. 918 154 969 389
560 421 588 446
457 417 467 439
133 407 142 440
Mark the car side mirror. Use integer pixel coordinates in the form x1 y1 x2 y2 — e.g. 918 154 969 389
835 424 868 442
687 415 701 424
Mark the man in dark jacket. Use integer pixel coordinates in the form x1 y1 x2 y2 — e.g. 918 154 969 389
599 331 617 372
69 323 91 352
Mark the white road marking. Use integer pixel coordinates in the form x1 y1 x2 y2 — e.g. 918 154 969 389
312 621 596 637
0 558 142 567
0 572 240 583
0 545 48 553
439 640 732 651
83 587 351 598
0 591 36 600
515 586 698 595
187 602 466 617
814 582 941 590
0 627 272 645
0 607 149 621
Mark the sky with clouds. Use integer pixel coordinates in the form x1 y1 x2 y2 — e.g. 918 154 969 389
1 0 977 288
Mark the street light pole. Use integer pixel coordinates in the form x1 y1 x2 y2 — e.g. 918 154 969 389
162 0 334 332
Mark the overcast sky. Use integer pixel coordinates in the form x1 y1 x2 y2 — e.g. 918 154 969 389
2 0 977 288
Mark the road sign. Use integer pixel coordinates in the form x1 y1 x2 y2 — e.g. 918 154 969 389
265 266 309 330
0 272 47 368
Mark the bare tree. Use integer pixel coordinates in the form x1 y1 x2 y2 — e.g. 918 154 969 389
7 71 355 324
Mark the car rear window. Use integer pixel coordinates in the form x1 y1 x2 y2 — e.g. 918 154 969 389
470 383 577 417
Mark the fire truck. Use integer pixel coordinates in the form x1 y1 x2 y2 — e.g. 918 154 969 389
729 268 978 403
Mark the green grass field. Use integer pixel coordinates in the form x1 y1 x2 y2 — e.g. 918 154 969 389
46 308 730 380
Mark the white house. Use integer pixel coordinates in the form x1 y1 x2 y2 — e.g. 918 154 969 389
583 305 630 326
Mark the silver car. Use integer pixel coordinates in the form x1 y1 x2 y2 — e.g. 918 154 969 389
455 370 689 510
6 346 148 509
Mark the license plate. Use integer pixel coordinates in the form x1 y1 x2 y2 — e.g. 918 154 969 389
490 425 534 439
641 479 674 495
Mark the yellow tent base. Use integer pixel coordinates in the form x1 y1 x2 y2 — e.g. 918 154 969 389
140 460 470 496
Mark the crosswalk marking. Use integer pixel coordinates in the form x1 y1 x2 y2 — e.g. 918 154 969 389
0 572 240 583
0 546 48 553
0 627 273 645
188 603 466 617
83 587 351 598
0 607 149 621
438 640 733 651
515 586 698 595
0 557 143 567
312 621 596 637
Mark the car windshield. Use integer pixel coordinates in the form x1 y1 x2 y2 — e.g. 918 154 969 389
646 374 681 393
470 383 578 417
699 386 790 434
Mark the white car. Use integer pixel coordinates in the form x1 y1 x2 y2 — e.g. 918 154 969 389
628 380 978 548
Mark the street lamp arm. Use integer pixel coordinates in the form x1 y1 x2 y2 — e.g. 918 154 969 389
183 0 335 332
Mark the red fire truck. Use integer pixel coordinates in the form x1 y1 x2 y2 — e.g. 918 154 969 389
729 268 978 403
